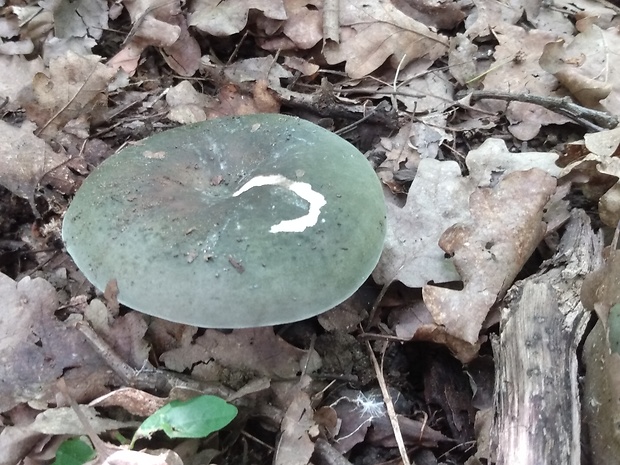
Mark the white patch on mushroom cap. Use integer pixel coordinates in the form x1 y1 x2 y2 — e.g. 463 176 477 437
232 174 327 233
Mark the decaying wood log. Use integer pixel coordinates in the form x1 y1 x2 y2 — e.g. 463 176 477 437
492 210 603 464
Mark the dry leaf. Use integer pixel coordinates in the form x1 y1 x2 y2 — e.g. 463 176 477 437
477 23 570 140
539 20 620 114
423 169 556 345
29 406 139 435
0 55 44 111
190 0 287 36
275 387 316 465
108 0 200 76
374 158 469 287
540 40 612 107
466 138 561 185
375 139 559 289
464 0 524 39
160 327 320 380
19 51 116 137
322 0 448 79
0 120 67 209
100 449 183 465
89 388 168 417
0 272 113 413
585 127 620 157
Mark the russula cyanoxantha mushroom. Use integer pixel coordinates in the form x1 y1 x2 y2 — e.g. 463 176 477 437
62 114 386 327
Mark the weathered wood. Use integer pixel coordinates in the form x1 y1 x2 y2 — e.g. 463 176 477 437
492 210 603 464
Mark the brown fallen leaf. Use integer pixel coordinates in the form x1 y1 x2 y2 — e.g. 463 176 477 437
476 23 570 140
109 0 200 76
190 0 287 36
373 158 469 287
0 119 68 211
0 55 45 111
539 19 620 114
388 302 482 362
322 0 448 79
540 40 612 107
375 139 559 290
0 272 115 413
160 327 320 380
560 131 620 227
464 0 524 39
274 382 317 465
423 169 557 345
18 51 117 138
100 448 183 465
89 388 168 418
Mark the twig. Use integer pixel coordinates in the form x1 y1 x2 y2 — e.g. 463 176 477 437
335 100 391 135
75 320 234 399
314 438 353 465
57 378 117 459
464 90 618 131
322 0 340 44
365 340 414 465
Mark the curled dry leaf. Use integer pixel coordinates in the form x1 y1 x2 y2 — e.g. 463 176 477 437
423 169 557 345
540 40 611 107
561 129 620 227
540 20 620 113
109 0 200 76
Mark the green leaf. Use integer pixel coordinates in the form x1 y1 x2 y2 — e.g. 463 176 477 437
52 438 95 465
131 395 237 447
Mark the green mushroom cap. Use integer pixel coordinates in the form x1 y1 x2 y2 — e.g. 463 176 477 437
62 114 386 327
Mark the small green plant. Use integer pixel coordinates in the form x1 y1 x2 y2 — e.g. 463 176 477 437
52 437 95 465
53 395 237 465
130 395 238 447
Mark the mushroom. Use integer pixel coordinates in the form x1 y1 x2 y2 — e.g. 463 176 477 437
62 114 386 327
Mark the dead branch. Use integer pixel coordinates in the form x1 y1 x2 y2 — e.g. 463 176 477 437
492 210 604 464
465 90 618 132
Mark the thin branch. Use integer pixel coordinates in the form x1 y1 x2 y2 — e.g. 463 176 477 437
464 90 618 132
365 340 414 465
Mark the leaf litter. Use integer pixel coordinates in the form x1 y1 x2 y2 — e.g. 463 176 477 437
1 0 620 462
